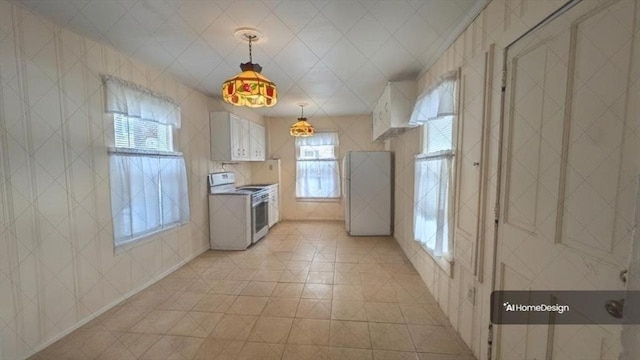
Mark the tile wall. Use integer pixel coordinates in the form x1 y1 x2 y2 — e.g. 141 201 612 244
0 1 257 358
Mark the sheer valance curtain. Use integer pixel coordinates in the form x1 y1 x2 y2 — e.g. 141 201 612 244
412 70 459 258
102 74 181 127
103 75 190 247
409 72 457 126
296 132 341 199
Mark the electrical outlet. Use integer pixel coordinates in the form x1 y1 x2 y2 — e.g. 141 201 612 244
467 286 476 305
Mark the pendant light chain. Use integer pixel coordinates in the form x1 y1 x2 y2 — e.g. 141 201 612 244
248 35 254 63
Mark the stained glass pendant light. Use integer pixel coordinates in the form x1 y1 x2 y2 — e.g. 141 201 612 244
290 103 315 137
222 29 277 108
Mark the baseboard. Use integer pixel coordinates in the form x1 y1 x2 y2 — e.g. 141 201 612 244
20 246 209 360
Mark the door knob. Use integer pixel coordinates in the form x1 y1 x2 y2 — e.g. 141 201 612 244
473 161 480 167
605 298 624 319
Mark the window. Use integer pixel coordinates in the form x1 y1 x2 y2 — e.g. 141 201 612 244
114 114 173 152
296 132 340 199
103 75 189 248
411 73 458 260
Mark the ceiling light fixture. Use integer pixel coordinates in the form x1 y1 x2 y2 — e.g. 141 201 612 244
290 103 315 137
222 28 277 108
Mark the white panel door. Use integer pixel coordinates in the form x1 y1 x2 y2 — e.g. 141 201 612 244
496 0 639 359
348 151 392 236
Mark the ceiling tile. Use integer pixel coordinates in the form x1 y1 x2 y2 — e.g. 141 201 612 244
273 0 319 33
370 37 417 80
320 37 367 82
298 62 343 102
128 0 175 34
418 0 466 35
344 61 387 107
405 0 424 10
80 0 126 34
104 14 151 56
177 1 224 35
369 0 415 34
394 12 438 58
153 17 199 61
273 39 319 82
261 0 282 11
298 13 343 58
201 15 241 59
256 13 295 59
132 36 176 68
321 85 368 115
357 0 378 12
224 0 271 26
177 40 224 84
345 13 391 58
320 0 367 34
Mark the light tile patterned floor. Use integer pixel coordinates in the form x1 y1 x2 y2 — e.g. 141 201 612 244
30 221 474 360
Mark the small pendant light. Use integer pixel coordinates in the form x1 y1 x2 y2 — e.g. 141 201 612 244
290 104 315 137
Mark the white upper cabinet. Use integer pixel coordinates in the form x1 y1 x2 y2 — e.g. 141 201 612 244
210 111 265 162
372 80 417 141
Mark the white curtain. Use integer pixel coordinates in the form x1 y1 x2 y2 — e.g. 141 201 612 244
102 75 181 128
296 161 340 198
414 152 453 256
410 73 458 125
110 153 189 245
295 132 340 198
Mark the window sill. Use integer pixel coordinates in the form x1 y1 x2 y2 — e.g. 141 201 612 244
296 197 341 203
114 221 188 255
417 242 454 278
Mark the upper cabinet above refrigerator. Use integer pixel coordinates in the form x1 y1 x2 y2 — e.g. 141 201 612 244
210 111 266 162
372 81 417 142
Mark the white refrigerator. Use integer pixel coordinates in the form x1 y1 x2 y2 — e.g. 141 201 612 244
343 151 393 236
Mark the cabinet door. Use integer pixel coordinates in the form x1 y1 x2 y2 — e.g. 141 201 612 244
239 118 250 160
268 186 278 227
249 122 266 161
229 115 244 160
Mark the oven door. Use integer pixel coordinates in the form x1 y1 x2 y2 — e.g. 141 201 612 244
252 196 269 242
